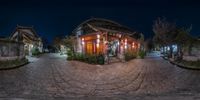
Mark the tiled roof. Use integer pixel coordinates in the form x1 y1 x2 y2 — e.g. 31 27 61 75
72 18 142 39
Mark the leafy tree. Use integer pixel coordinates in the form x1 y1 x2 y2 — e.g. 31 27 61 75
62 35 77 54
52 37 62 52
144 39 154 52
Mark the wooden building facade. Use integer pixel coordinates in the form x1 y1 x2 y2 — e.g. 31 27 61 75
10 25 43 56
72 18 142 59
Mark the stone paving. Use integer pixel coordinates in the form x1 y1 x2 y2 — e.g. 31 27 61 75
0 53 200 100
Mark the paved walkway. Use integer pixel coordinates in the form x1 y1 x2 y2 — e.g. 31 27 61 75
0 53 200 100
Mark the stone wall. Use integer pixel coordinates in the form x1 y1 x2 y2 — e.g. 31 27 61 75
0 39 25 61
191 45 200 56
183 44 200 61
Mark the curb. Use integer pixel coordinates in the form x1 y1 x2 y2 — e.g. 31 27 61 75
169 60 200 70
161 56 200 70
0 61 29 70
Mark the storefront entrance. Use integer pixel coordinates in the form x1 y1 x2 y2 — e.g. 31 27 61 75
107 40 119 57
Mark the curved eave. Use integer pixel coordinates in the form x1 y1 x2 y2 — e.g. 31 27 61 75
71 18 142 40
72 18 125 34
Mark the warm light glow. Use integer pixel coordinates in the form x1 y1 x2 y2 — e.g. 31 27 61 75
125 45 127 49
125 39 127 44
120 46 124 53
94 43 96 52
138 43 140 48
96 43 99 48
96 34 100 48
60 45 64 48
97 39 100 43
97 34 100 38
124 39 127 49
119 34 121 38
121 46 123 49
132 42 135 48
82 41 84 45
30 44 33 48
81 38 85 45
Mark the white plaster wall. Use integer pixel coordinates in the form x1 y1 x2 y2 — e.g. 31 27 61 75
76 28 83 53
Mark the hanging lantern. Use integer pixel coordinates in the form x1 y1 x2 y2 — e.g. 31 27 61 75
81 38 85 45
124 38 127 49
104 41 107 44
97 34 100 39
97 39 100 43
119 34 122 38
121 45 123 49
96 34 100 48
96 43 99 48
132 42 135 48
125 45 127 49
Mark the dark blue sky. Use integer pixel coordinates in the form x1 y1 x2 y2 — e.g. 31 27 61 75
0 0 200 43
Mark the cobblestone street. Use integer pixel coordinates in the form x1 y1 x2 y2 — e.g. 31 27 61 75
0 53 200 100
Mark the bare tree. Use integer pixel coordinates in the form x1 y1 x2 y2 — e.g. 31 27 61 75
153 17 178 58
153 17 195 60
144 39 154 52
62 35 77 53
153 17 177 46
52 37 62 52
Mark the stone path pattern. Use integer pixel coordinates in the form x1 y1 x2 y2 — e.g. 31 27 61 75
0 53 200 100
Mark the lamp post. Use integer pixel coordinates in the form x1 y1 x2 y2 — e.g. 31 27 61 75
81 38 84 53
96 34 100 53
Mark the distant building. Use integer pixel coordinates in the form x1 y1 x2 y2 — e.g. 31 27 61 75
72 18 142 60
0 36 7 40
0 36 4 39
0 39 25 61
10 25 43 56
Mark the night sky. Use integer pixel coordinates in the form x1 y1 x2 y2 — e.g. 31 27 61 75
0 0 200 44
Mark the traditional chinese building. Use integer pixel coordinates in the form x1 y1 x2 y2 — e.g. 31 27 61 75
72 18 143 60
10 25 43 56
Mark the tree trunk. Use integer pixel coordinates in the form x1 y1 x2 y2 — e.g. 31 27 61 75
163 45 167 54
169 45 173 58
188 43 192 56
177 44 183 61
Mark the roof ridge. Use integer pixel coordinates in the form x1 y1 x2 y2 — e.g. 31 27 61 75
10 25 39 39
17 25 34 29
89 17 122 26
71 18 139 35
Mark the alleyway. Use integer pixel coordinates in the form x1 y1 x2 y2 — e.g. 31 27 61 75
0 53 200 100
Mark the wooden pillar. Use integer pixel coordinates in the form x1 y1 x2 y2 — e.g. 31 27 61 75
93 41 96 54
104 32 108 55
